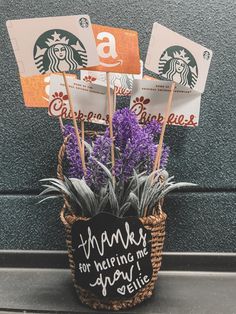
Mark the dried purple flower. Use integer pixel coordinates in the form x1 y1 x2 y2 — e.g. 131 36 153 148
160 145 170 169
112 109 169 181
63 124 84 179
63 109 170 186
85 133 112 189
143 119 162 137
112 108 140 153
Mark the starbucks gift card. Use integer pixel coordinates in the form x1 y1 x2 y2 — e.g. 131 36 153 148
86 24 140 74
81 61 143 96
49 74 115 124
130 79 201 127
145 23 212 93
6 15 99 77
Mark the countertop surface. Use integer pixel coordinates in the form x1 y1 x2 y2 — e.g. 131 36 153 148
0 268 235 314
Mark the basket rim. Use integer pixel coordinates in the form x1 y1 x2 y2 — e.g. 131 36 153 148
61 205 167 227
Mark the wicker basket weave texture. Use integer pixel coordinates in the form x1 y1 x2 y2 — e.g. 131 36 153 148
57 136 167 311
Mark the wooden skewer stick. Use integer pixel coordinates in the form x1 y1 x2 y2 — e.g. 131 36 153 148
146 82 176 217
113 85 116 111
81 119 85 160
62 72 86 174
153 82 176 172
106 72 116 186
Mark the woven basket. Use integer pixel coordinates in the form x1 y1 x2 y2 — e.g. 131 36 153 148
57 137 167 311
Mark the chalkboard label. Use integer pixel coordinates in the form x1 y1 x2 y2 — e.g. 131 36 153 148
71 213 153 299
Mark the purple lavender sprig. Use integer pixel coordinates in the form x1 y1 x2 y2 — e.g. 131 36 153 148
62 109 170 187
112 109 169 182
63 124 84 179
143 119 162 137
40 110 174 217
85 132 112 190
112 108 140 153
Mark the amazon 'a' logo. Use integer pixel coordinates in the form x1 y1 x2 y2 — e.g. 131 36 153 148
96 32 122 67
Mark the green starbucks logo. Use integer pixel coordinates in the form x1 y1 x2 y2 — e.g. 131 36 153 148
33 29 88 74
79 17 89 28
158 45 198 89
203 50 210 60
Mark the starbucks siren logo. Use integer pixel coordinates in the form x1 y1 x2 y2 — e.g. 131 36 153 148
79 17 89 28
33 29 88 74
203 50 210 60
158 45 198 89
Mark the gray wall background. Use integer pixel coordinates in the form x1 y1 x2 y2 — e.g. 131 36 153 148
0 0 235 251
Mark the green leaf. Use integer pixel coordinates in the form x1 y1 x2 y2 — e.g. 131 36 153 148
91 157 113 181
83 140 93 155
70 178 98 216
160 182 197 199
108 181 119 215
128 192 139 211
38 195 62 204
38 187 60 196
98 193 109 212
119 202 131 217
